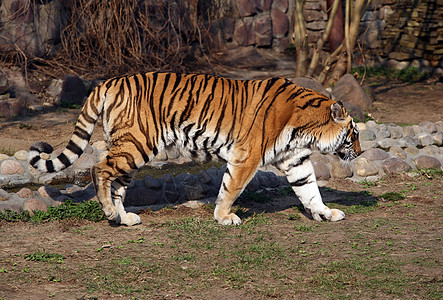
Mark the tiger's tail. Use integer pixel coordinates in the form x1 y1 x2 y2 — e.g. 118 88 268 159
28 84 106 173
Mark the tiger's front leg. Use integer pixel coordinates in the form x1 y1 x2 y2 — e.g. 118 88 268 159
281 154 345 222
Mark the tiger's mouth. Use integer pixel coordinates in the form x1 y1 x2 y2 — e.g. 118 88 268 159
337 150 358 161
336 145 360 161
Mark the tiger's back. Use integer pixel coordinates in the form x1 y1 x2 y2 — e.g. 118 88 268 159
29 72 360 226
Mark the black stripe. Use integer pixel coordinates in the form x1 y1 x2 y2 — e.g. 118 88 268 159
29 156 40 167
73 127 90 140
66 141 83 156
290 175 312 187
57 152 71 168
46 160 55 173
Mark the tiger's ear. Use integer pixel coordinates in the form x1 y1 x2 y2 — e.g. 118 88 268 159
331 101 346 122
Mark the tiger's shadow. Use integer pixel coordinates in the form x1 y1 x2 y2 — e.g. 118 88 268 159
236 186 379 221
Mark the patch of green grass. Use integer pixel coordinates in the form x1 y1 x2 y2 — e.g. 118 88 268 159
0 146 15 156
18 122 33 130
0 200 106 222
294 224 312 232
352 66 428 82
25 250 65 264
60 100 81 109
415 168 443 178
359 178 378 188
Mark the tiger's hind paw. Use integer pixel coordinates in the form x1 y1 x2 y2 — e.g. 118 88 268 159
103 206 118 221
120 212 141 226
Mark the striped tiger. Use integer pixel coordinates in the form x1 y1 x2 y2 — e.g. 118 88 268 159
29 72 361 226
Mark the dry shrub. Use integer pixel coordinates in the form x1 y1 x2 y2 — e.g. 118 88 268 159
0 0 210 80
55 0 204 77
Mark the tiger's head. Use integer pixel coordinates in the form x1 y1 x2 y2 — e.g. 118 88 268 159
330 101 361 161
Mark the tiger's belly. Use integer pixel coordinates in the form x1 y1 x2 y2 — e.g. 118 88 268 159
167 129 233 163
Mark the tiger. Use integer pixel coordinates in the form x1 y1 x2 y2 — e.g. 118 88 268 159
29 72 361 226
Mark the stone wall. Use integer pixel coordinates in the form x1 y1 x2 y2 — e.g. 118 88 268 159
212 0 442 74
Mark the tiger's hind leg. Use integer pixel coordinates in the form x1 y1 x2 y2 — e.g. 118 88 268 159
214 149 261 225
111 173 141 226
278 153 345 222
92 143 150 226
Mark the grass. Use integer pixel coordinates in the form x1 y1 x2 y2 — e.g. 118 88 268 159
0 172 441 299
24 250 65 264
0 199 105 222
352 66 428 82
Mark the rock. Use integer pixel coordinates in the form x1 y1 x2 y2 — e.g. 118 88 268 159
0 71 9 94
291 77 331 98
180 200 206 209
414 156 441 169
376 128 391 139
312 161 331 181
197 171 213 184
402 126 415 137
38 186 62 199
433 133 443 146
234 17 255 46
144 175 163 190
16 188 32 198
412 125 423 135
184 183 208 200
0 160 24 175
13 150 28 161
274 0 288 12
360 141 377 151
73 152 97 170
359 129 376 141
365 120 377 128
237 0 259 17
38 172 68 185
423 145 440 156
60 75 86 106
419 121 437 134
46 79 63 101
389 126 403 139
404 146 420 156
354 157 379 176
271 6 289 37
377 138 404 149
254 15 272 47
332 74 372 112
360 148 390 161
417 134 434 146
0 154 9 160
330 159 353 178
402 136 419 147
125 187 159 206
0 189 9 201
24 198 48 214
0 99 24 118
390 146 408 159
381 157 412 174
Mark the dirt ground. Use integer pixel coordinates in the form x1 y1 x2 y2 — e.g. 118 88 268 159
0 74 442 299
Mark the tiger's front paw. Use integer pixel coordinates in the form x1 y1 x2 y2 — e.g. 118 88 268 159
216 213 242 225
330 208 345 221
309 206 345 222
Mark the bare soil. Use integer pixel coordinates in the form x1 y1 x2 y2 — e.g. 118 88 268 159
0 75 442 299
